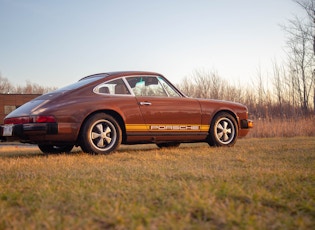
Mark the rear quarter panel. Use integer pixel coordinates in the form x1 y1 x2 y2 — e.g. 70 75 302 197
42 89 144 141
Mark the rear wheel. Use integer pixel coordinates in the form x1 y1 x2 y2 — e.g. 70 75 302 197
80 113 122 154
38 144 74 154
208 112 238 147
156 142 180 148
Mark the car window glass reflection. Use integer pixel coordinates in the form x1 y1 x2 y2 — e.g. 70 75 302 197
158 77 181 97
126 76 167 97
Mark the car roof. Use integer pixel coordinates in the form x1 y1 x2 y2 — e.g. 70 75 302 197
79 71 162 81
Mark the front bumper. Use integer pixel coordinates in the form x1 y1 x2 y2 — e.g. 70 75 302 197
240 119 254 129
0 123 58 141
237 119 253 138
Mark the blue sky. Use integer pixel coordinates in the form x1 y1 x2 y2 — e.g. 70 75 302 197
0 0 305 88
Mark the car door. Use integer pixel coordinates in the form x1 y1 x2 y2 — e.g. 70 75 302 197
125 75 206 140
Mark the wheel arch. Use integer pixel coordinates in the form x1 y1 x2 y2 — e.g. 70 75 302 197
77 110 127 144
210 109 239 130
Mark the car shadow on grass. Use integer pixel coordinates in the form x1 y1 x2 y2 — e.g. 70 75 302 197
0 143 209 159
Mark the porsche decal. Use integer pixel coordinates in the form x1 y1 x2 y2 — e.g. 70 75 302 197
150 125 199 131
126 124 210 132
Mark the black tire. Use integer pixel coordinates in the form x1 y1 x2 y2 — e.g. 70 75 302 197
156 142 181 148
208 112 238 147
38 144 74 154
79 113 122 154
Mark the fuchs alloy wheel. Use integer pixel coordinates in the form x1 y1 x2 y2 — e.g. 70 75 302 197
80 113 122 154
38 144 74 154
208 112 238 147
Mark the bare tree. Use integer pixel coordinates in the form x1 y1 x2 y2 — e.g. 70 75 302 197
191 70 213 98
16 80 51 94
177 76 195 97
251 66 270 118
294 0 315 53
0 75 14 93
178 69 227 100
282 1 315 115
298 0 315 114
272 61 287 117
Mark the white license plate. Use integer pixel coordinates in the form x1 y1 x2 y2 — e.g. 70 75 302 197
3 125 13 136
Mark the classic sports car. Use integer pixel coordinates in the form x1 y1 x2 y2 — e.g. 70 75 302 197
0 71 253 154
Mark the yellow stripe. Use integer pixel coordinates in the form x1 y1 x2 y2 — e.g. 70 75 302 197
125 124 150 131
126 124 210 132
200 125 210 132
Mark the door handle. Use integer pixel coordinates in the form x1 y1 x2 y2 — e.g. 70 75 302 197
139 101 152 106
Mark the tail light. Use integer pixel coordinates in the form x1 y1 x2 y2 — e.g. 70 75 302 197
34 116 56 123
4 117 31 124
4 116 56 124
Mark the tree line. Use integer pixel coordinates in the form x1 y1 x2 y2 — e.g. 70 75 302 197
177 68 314 120
0 75 56 94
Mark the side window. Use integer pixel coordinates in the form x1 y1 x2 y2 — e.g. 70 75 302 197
94 79 131 95
158 77 181 97
126 76 167 97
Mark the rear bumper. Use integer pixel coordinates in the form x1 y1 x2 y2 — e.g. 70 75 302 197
0 123 58 142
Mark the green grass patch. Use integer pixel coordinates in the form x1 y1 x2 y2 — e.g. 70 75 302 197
0 137 314 229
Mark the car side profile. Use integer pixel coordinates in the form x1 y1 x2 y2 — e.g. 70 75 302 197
0 71 253 154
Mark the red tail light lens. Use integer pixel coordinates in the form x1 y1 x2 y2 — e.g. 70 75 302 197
4 116 56 124
4 117 32 124
34 116 56 123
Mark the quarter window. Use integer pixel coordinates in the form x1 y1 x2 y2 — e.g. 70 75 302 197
94 79 131 95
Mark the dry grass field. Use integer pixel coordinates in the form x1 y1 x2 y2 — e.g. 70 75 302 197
247 117 315 138
0 137 314 229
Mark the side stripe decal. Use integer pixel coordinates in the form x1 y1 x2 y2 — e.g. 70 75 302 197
126 124 210 132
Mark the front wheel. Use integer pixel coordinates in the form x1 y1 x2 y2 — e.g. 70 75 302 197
38 144 74 154
208 112 238 147
79 113 122 154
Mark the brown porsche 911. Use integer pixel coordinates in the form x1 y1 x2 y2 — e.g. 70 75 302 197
0 71 253 154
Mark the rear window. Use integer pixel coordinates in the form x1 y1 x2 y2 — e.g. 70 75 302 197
54 74 106 92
